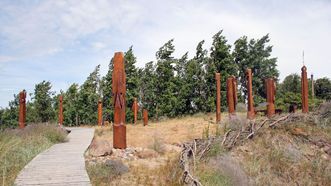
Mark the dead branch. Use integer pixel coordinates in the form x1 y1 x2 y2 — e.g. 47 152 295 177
222 129 231 146
269 114 291 127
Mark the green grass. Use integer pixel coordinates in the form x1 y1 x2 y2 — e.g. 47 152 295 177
0 124 67 186
197 166 232 186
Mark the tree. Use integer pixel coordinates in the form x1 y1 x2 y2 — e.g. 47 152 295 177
63 84 79 126
278 74 301 94
77 65 100 124
140 62 157 118
34 81 55 122
234 34 279 105
101 61 113 122
210 30 236 111
0 94 19 128
315 77 331 100
124 46 140 123
155 39 177 117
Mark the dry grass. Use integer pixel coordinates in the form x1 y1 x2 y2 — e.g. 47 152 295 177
94 113 223 148
0 124 67 186
231 121 331 186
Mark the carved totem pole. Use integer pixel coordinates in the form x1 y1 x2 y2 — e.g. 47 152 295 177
112 52 127 149
266 78 276 118
98 99 102 126
246 69 255 119
301 66 309 113
215 73 221 123
58 95 63 126
131 98 138 125
226 76 237 116
19 90 26 129
143 109 148 126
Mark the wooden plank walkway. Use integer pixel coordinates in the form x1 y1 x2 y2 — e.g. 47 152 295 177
15 127 94 186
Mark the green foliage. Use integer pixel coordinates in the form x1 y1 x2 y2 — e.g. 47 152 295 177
34 81 55 122
210 30 237 111
101 60 113 122
315 77 331 100
124 46 140 123
63 84 79 126
77 65 100 125
234 34 279 105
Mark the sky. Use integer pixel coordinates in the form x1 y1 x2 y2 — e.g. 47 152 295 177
0 0 331 107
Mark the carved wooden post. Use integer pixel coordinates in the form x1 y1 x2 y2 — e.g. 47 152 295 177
246 69 255 119
215 73 221 123
98 99 102 126
266 78 276 118
58 95 63 126
143 109 148 126
227 76 237 116
18 90 26 129
112 52 126 149
301 66 309 113
132 98 138 125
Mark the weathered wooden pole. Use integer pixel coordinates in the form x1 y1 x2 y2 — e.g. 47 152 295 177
266 78 276 118
58 95 63 126
18 90 26 129
301 66 309 113
98 99 102 126
112 52 127 149
226 76 237 116
215 73 221 123
143 109 148 126
311 74 315 107
246 69 255 119
132 98 138 125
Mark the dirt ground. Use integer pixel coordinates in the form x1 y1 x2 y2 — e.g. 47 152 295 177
85 113 227 186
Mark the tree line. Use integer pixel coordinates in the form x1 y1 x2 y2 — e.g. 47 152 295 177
0 30 330 128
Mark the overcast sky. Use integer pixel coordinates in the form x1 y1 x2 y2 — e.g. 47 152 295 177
0 0 330 107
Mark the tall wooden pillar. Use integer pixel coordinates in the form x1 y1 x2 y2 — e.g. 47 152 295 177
301 66 309 113
246 69 255 119
19 90 26 129
58 95 63 126
215 73 221 123
266 78 276 118
143 109 148 126
112 52 127 149
98 99 102 126
227 76 237 116
132 98 138 125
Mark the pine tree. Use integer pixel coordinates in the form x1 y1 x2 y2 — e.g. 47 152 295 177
78 65 100 124
140 62 157 118
155 39 177 117
210 30 236 111
63 84 79 126
34 81 55 122
101 61 113 122
124 46 139 123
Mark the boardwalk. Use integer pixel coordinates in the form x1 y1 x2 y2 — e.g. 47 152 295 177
15 127 94 186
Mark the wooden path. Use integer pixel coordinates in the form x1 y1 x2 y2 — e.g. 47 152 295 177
15 127 94 186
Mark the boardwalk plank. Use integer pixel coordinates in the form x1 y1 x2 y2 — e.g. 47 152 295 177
14 127 94 186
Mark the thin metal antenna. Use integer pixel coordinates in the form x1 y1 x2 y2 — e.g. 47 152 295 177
302 50 305 66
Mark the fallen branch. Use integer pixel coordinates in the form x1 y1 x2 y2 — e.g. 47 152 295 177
221 129 231 146
247 118 268 139
269 114 291 127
